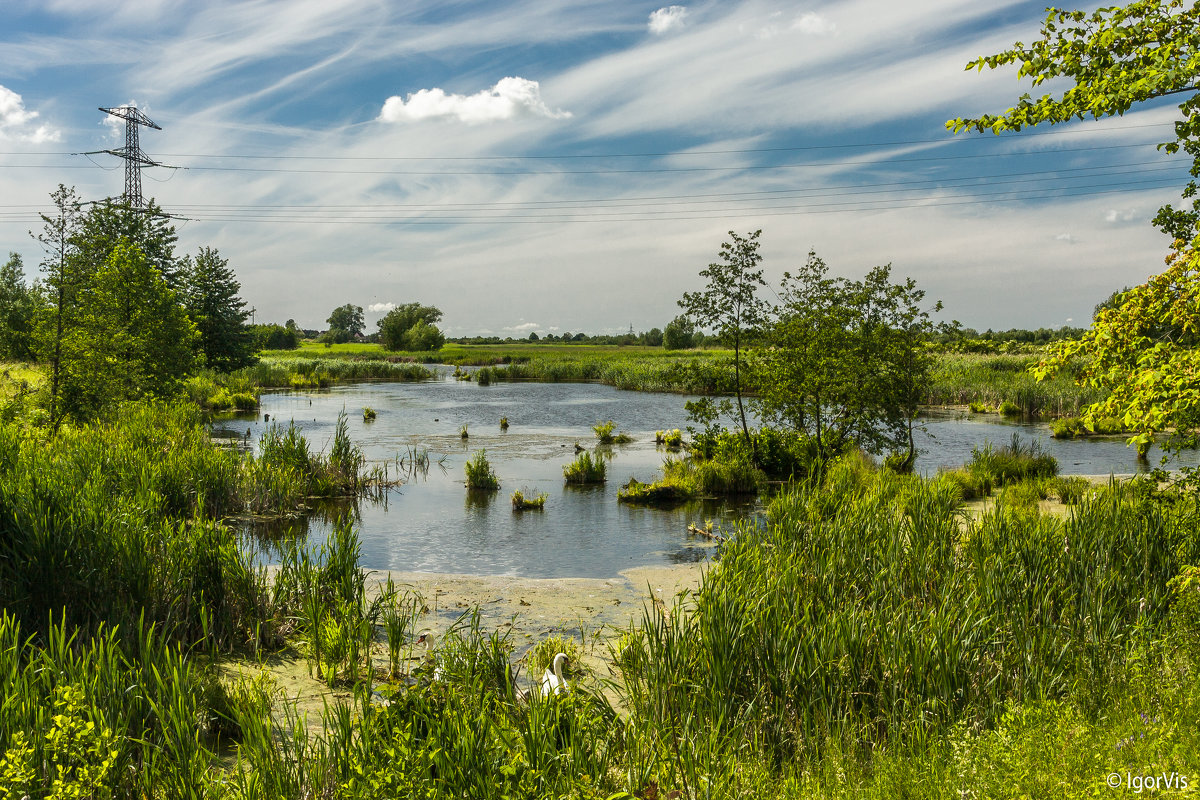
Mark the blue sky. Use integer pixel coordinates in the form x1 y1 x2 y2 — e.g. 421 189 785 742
0 0 1192 336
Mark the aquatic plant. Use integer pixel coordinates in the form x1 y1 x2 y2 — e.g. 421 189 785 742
464 449 499 490
499 416 509 430
363 407 376 421
563 451 606 484
460 423 469 439
511 488 547 510
593 419 633 444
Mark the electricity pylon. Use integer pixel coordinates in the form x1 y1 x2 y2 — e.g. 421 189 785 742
94 105 164 210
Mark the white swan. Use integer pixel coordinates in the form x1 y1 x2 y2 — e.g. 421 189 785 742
416 632 442 681
541 652 570 696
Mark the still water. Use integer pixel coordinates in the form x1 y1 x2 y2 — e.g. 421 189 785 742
221 374 1198 578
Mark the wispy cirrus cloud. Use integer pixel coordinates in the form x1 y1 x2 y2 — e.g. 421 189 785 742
379 77 571 125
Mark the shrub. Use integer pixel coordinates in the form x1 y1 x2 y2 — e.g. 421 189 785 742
563 451 606 484
999 400 1021 417
465 449 499 490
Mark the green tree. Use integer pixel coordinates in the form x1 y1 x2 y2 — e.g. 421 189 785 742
326 304 364 343
754 253 943 464
58 241 196 421
377 303 444 351
179 247 256 371
947 0 1200 239
70 199 180 288
33 184 84 430
680 230 769 455
251 323 301 350
0 253 36 361
1035 239 1200 455
662 315 695 350
401 320 445 351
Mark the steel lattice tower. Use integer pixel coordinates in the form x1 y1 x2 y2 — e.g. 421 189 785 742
97 105 163 209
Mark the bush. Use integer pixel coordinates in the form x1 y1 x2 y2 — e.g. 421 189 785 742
999 400 1021 417
465 449 499 490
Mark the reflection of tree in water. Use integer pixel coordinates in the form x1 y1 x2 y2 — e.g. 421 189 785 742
667 546 710 565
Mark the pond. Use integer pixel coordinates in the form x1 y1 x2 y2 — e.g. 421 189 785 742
219 374 1199 579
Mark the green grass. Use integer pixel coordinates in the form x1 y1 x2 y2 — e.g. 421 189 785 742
927 352 1101 417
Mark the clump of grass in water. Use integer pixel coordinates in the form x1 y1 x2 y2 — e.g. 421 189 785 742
460 423 469 439
563 450 606 484
464 449 499 490
363 406 376 421
655 428 684 449
511 488 547 510
499 416 509 430
593 420 633 444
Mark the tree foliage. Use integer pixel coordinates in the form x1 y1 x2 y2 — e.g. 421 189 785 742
754 253 943 465
0 253 36 361
680 230 769 454
179 247 256 371
662 315 695 350
58 242 195 420
377 303 444 351
947 0 1200 238
326 304 364 343
1035 237 1200 453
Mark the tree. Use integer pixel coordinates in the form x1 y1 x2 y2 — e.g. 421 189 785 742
1035 238 1200 455
402 320 445 351
326 304 364 343
947 0 1200 239
57 241 195 421
377 303 444 351
179 247 256 371
70 199 181 288
33 185 83 430
251 323 301 350
951 0 1200 456
662 315 695 350
680 230 769 455
753 252 943 464
642 327 664 347
0 253 36 361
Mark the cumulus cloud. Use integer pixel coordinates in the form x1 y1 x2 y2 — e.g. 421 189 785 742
1054 233 1078 244
506 322 541 331
792 12 835 35
648 5 688 34
368 302 395 313
1104 208 1140 223
379 77 570 125
0 85 59 142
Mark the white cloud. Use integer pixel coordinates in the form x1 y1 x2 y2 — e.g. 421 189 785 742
1054 233 1078 244
506 322 541 331
1105 208 1140 223
792 12 835 36
379 77 571 125
0 85 60 142
368 302 395 312
648 6 688 34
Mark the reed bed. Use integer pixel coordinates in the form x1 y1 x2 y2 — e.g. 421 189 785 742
239 357 434 389
563 450 606 484
927 353 1101 416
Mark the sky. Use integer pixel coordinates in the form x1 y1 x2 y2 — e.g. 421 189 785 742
0 0 1193 337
